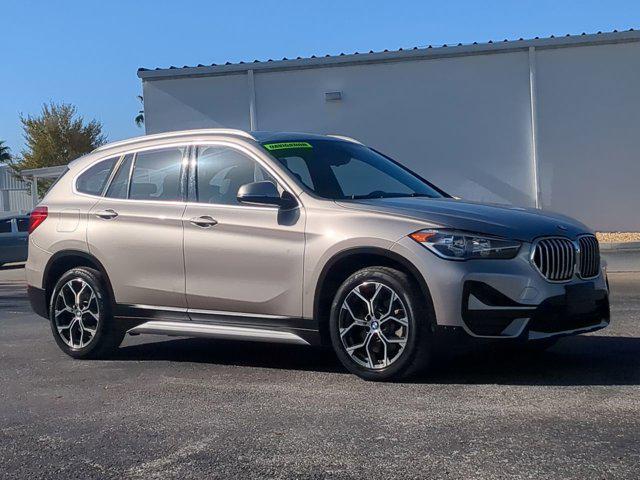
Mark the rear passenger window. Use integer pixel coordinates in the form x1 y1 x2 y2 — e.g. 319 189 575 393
106 154 133 199
0 219 12 234
76 157 118 195
16 218 29 232
129 148 185 201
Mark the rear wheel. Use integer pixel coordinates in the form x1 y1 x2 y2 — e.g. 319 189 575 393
49 267 124 359
329 266 433 381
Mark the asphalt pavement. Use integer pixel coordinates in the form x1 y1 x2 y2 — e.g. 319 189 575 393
1 264 639 479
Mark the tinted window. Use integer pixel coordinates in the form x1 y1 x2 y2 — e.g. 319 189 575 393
16 218 29 232
196 146 276 205
106 154 133 199
129 148 185 201
330 157 413 197
261 140 443 200
76 157 118 195
0 219 11 234
280 156 314 188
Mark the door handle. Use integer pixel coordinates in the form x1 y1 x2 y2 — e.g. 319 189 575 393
189 215 218 228
95 209 118 219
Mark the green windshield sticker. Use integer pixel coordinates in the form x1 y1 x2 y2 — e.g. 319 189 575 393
263 142 313 151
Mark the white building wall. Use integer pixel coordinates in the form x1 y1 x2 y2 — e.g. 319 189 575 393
535 42 640 231
141 34 640 230
143 74 250 134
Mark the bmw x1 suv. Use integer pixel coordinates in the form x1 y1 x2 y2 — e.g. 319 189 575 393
26 129 610 381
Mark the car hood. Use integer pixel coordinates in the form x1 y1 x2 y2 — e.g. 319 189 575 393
336 197 593 243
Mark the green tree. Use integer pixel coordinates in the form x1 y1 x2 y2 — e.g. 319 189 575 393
11 102 106 172
135 95 144 128
0 140 11 163
9 102 106 196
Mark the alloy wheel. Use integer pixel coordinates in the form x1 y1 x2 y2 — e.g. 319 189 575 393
338 282 409 369
53 278 100 349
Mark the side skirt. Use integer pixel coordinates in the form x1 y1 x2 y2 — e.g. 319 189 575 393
114 304 320 346
127 321 311 345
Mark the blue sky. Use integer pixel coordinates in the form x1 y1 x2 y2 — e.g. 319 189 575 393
2 0 639 155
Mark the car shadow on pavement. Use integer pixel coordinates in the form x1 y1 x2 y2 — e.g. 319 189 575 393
115 337 346 374
422 334 640 386
114 334 640 385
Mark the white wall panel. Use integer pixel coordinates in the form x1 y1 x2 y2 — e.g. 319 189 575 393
144 74 250 134
535 42 640 230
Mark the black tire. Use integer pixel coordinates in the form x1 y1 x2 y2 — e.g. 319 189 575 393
49 267 124 359
329 266 434 381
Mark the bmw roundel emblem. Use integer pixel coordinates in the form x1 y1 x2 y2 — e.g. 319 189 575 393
557 224 568 231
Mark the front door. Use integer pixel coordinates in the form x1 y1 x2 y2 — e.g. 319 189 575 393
183 143 305 320
87 147 187 310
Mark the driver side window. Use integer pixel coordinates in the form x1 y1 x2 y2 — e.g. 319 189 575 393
195 146 277 205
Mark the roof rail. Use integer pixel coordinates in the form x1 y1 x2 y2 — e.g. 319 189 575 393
326 134 363 145
94 129 255 152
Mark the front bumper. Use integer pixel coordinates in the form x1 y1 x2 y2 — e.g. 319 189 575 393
462 280 609 339
391 237 610 340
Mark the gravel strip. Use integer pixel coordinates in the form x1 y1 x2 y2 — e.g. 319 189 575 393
596 232 640 243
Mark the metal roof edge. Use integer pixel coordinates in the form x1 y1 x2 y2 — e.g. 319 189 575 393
138 29 640 80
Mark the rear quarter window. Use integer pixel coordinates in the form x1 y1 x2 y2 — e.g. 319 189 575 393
76 157 119 196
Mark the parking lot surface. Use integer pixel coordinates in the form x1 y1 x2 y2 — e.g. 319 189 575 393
1 265 639 479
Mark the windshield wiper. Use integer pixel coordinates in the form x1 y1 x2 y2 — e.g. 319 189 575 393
350 192 435 200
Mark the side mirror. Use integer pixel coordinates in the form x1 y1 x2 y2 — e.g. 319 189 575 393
237 181 297 209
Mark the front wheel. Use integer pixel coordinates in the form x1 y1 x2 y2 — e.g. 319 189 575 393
49 267 124 359
329 266 433 381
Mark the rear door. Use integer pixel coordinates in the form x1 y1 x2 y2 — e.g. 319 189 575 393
182 143 305 320
13 217 29 262
0 218 20 264
87 146 188 312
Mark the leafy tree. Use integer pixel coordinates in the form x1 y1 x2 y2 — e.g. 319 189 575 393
0 140 10 163
135 95 144 128
10 102 106 172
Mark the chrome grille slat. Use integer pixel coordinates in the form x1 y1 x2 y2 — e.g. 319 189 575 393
564 240 572 279
579 235 600 279
532 237 575 282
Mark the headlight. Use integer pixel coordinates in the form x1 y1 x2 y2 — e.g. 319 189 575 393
409 229 521 260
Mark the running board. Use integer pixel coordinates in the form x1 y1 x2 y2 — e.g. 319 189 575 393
127 320 310 345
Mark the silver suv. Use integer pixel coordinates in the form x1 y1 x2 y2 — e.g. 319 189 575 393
26 129 610 381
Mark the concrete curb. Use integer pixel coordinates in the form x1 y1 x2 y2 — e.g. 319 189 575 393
599 241 640 252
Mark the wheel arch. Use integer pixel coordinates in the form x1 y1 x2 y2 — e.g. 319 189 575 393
313 247 436 345
43 250 115 309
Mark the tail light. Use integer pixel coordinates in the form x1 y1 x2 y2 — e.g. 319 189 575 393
28 206 48 234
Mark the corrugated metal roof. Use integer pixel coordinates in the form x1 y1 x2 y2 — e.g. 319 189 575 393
138 29 640 80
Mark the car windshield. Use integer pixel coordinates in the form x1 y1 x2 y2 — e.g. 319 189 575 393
261 139 444 200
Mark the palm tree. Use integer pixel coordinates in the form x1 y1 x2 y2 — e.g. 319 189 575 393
135 95 144 128
0 140 11 163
